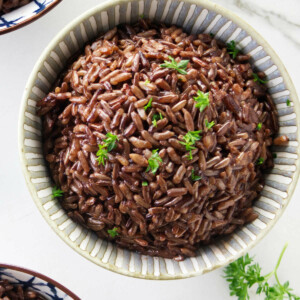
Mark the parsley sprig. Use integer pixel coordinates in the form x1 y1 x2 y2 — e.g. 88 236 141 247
107 227 119 238
52 186 63 198
224 244 299 300
146 149 162 174
205 119 215 129
96 132 119 165
256 157 264 165
253 73 267 84
160 56 189 75
227 40 240 59
180 131 202 160
257 123 262 131
191 169 201 181
194 91 210 112
152 112 163 127
144 97 153 111
286 99 291 107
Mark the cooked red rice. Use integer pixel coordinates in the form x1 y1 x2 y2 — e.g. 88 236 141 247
0 279 45 300
37 20 284 260
0 0 31 13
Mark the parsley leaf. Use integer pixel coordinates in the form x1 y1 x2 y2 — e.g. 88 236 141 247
253 73 267 84
103 132 119 152
144 79 150 85
180 131 202 160
107 227 119 238
140 13 144 19
52 186 63 198
191 169 201 181
286 99 291 106
146 149 162 174
152 113 163 127
256 157 264 165
273 153 277 159
205 119 215 129
96 132 118 165
224 244 299 300
160 56 189 75
257 123 262 130
194 90 210 112
226 40 239 59
142 181 148 186
96 145 108 165
144 97 153 111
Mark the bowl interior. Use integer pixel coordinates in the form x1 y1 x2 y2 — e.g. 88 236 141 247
19 0 300 279
0 264 78 299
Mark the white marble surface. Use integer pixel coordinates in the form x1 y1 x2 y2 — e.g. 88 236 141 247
0 0 299 299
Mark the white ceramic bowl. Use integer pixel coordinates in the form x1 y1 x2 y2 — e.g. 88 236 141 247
0 0 61 35
19 0 300 279
0 264 79 299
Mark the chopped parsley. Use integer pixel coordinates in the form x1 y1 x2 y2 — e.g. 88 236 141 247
191 169 201 181
144 79 150 85
194 90 210 112
142 181 148 186
286 99 291 106
180 131 202 160
107 227 119 238
52 186 63 198
146 149 162 174
205 119 215 129
144 97 153 111
160 56 189 75
273 153 277 159
96 132 119 165
253 73 267 84
152 112 163 127
226 40 239 59
257 123 262 130
256 157 264 165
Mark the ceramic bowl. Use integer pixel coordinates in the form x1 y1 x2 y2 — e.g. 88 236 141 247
19 0 300 279
0 0 61 35
0 264 79 299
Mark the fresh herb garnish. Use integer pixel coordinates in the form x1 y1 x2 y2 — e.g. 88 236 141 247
224 244 299 300
144 97 153 111
160 56 189 75
96 132 119 165
142 181 148 186
273 153 277 159
96 145 108 166
205 119 215 129
191 169 201 181
257 123 262 130
140 13 144 19
52 186 63 198
253 73 267 84
180 131 202 160
256 157 264 165
210 33 215 38
152 113 163 127
103 132 119 152
226 40 239 59
146 149 162 174
194 90 210 112
107 227 119 238
144 79 150 85
286 99 291 106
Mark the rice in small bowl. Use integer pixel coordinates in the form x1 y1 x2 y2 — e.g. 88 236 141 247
19 0 300 279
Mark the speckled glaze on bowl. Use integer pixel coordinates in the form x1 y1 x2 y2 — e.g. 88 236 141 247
18 0 300 279
0 264 80 299
0 0 62 35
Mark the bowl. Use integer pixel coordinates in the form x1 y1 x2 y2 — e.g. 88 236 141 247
0 264 79 299
0 0 62 35
19 0 300 279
